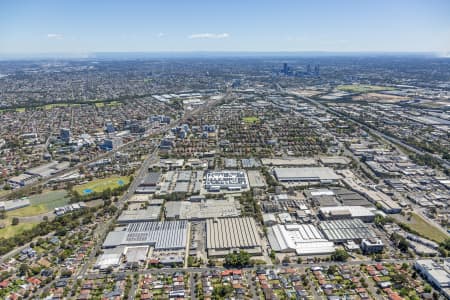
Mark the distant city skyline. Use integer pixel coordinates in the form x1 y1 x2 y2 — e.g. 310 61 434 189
1 0 450 56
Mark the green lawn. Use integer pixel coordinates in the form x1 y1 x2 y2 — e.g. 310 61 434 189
15 107 26 112
7 190 70 217
95 102 105 108
337 84 395 93
0 222 37 239
107 101 122 107
73 176 130 195
243 116 260 124
406 213 449 243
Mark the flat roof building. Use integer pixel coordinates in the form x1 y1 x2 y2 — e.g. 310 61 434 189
319 219 376 243
415 259 450 298
206 217 261 257
103 220 188 250
267 224 335 256
140 172 160 186
319 206 375 222
274 167 340 183
204 171 248 191
0 197 30 211
117 207 161 224
165 199 240 220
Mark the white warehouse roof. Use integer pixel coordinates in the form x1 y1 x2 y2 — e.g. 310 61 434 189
274 167 341 182
267 224 335 255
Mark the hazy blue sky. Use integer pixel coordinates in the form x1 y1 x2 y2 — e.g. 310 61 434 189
1 0 449 54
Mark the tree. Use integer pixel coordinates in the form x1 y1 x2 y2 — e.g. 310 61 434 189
332 249 349 262
224 251 252 267
11 217 19 226
282 256 290 264
19 263 28 276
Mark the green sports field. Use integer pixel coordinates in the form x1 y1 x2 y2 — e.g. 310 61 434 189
243 116 260 124
337 84 395 93
73 176 130 195
7 190 70 217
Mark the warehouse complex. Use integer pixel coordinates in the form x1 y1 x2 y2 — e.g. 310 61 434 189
164 199 240 220
206 217 262 257
319 219 376 243
318 206 375 222
273 167 341 183
267 224 335 255
102 220 188 250
117 207 161 224
204 170 249 192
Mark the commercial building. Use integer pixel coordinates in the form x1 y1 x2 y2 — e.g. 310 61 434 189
165 199 240 220
95 249 122 270
60 128 71 143
241 158 261 169
204 171 248 192
136 172 161 194
261 157 317 167
414 259 450 298
318 206 375 222
274 167 340 183
7 173 39 187
123 246 149 264
103 220 188 250
0 197 30 211
361 238 384 254
117 207 161 224
319 219 376 243
319 156 351 168
140 172 160 186
267 224 335 256
25 161 70 178
247 170 267 188
206 217 262 257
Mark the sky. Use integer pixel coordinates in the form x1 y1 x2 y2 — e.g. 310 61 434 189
0 0 449 55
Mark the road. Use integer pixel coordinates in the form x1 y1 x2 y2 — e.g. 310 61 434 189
83 258 417 280
0 231 55 263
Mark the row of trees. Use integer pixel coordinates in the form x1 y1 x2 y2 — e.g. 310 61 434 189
0 208 94 256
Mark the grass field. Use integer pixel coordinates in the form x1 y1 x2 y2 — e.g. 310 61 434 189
95 102 105 108
107 101 122 107
404 213 449 243
15 107 26 112
243 116 260 124
7 190 70 217
337 84 395 93
73 176 130 195
0 222 37 239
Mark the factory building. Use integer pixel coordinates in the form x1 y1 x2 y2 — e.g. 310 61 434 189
267 224 335 256
117 207 161 224
274 167 341 184
204 171 248 192
206 217 262 257
318 206 376 222
165 199 240 220
414 259 450 298
319 219 376 243
102 220 188 250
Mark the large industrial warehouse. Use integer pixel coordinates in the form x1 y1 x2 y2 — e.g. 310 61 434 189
319 219 376 243
206 217 262 257
273 167 341 183
102 220 188 250
267 223 335 255
204 170 249 191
